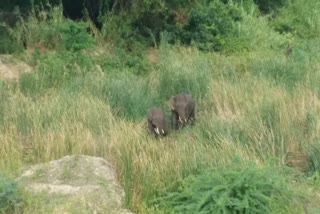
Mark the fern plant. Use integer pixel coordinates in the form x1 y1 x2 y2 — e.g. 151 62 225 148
155 164 293 214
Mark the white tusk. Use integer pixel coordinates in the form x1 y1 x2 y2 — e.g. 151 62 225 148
179 116 183 123
162 129 165 134
185 118 187 122
154 127 160 135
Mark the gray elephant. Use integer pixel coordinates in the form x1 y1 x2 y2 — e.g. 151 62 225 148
147 107 169 137
169 94 195 130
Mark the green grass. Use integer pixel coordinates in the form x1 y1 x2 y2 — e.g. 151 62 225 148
3 44 320 212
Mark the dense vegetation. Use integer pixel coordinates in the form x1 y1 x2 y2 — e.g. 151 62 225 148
1 0 320 213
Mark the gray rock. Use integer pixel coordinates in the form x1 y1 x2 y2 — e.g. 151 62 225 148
17 155 134 214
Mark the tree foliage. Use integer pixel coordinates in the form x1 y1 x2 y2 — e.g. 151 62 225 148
0 0 287 51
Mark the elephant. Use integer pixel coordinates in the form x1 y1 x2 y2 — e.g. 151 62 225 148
168 94 195 130
147 107 169 137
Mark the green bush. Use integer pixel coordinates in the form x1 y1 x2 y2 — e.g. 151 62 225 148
101 47 149 75
155 164 294 214
59 20 94 51
9 4 94 51
254 0 288 13
0 173 22 213
273 0 320 39
177 0 242 51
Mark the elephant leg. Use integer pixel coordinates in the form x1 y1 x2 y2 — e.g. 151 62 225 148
172 111 179 130
148 120 156 135
178 117 185 129
189 108 195 126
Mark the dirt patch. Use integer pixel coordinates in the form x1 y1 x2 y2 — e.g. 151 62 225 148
145 48 158 64
0 54 32 80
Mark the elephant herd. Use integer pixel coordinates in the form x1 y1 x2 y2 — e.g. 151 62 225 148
147 93 195 137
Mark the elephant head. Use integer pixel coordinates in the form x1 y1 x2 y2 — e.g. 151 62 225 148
169 94 195 130
147 107 169 137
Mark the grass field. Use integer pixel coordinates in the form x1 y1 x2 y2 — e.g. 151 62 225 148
1 2 320 213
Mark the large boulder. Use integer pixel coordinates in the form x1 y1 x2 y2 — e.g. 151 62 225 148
17 155 134 214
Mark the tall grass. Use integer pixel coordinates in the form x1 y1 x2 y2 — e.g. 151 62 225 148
0 90 114 170
156 44 211 100
2 44 320 212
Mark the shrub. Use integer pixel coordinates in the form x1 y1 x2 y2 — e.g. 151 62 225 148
254 0 288 13
177 0 242 51
0 173 22 213
9 4 94 51
155 164 294 214
273 0 320 39
59 20 94 51
101 47 149 75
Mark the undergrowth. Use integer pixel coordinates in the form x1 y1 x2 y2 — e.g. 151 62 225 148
154 163 296 214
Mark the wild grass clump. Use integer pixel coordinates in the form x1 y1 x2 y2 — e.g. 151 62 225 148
0 26 21 54
102 73 160 120
156 45 211 100
0 82 10 126
251 58 305 89
154 163 295 214
9 5 64 49
0 89 114 169
248 39 320 90
19 51 96 96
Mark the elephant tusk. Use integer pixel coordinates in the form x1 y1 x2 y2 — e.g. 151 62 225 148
179 116 183 123
162 129 165 134
154 127 160 135
185 118 187 123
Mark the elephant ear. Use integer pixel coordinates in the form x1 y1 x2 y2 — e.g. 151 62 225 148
168 96 175 110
